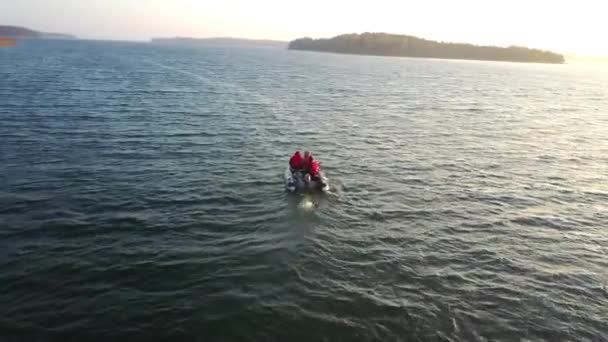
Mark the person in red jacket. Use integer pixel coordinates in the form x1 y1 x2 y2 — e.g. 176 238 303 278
309 160 321 181
289 151 303 171
303 156 325 189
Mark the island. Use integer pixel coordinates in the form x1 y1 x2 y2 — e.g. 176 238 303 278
0 25 76 39
151 37 287 48
289 33 564 64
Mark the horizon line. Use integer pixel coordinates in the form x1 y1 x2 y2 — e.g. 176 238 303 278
4 24 608 59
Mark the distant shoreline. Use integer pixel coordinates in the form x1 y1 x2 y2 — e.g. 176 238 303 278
151 37 287 48
0 25 76 40
289 33 565 64
290 48 566 65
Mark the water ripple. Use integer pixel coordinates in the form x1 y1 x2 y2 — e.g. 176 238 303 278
1 40 607 341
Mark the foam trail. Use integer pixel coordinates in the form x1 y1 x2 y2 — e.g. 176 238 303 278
142 58 288 152
142 59 215 87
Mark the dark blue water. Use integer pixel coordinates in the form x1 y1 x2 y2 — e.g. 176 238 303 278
1 39 608 341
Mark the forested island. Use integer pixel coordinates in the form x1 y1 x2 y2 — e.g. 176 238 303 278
289 33 564 64
0 25 75 39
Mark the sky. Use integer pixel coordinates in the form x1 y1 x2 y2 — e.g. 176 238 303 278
2 0 607 56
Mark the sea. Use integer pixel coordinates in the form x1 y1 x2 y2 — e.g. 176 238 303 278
1 39 607 341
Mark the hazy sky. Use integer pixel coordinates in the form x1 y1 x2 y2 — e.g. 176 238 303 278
2 0 606 56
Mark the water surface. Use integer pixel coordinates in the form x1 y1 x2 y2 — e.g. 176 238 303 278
1 40 607 341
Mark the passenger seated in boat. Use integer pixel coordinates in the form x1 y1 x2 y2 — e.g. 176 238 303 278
304 156 324 187
289 151 303 171
302 151 312 171
309 159 321 182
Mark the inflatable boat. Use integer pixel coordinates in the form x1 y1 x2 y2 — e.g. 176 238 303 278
285 166 329 193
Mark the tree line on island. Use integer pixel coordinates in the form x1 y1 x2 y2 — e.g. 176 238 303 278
289 33 564 64
0 25 76 39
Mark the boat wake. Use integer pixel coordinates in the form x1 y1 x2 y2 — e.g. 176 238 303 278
297 195 316 212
